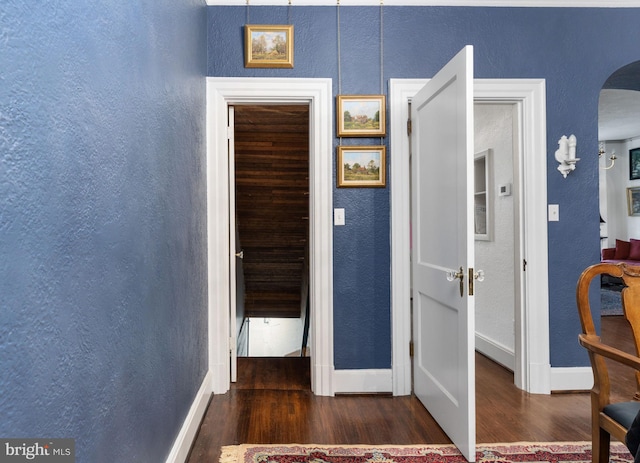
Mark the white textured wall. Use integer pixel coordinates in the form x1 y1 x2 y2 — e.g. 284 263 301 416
474 103 516 358
602 139 640 245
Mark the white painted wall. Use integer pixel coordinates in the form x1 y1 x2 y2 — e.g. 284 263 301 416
474 103 516 361
601 138 640 247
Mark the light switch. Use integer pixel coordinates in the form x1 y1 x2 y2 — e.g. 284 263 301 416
548 204 559 222
334 208 345 226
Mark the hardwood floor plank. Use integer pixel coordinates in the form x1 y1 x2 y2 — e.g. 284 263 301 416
186 316 635 463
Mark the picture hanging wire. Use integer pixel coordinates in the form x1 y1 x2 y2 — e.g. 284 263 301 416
380 1 384 95
336 0 385 144
336 0 342 144
379 0 384 145
337 0 342 96
246 0 289 25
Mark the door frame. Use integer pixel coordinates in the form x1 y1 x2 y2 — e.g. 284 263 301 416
206 77 335 396
389 78 550 395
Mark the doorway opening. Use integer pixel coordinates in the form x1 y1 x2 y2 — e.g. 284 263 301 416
473 102 519 372
232 104 311 358
388 78 549 396
206 77 334 396
598 61 640 319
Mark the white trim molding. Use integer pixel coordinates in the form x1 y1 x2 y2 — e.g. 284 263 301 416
165 371 212 463
206 77 335 396
207 0 640 6
333 369 393 394
475 333 515 371
550 367 593 392
474 78 550 394
389 78 550 395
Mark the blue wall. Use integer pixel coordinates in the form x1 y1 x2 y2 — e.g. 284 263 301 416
208 6 640 369
0 1 208 462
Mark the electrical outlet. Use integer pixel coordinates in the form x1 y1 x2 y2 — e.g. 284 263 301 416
548 204 559 222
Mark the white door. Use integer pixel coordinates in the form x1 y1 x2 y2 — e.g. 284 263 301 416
411 46 476 462
228 106 238 382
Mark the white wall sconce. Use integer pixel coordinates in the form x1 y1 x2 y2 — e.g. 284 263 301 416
555 134 578 178
599 141 617 170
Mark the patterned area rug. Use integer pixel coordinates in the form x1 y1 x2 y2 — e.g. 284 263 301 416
602 287 624 316
220 442 632 463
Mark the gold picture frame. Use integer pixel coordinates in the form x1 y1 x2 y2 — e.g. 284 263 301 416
337 145 386 188
628 186 640 216
336 95 386 137
244 25 294 69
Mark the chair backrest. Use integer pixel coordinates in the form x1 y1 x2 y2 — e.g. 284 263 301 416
577 262 640 402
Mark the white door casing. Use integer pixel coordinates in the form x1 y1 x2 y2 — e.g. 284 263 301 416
206 77 334 396
205 76 548 398
389 79 549 395
411 45 476 461
228 106 238 383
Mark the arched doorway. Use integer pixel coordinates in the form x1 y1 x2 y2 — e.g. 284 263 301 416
598 62 640 315
599 62 640 248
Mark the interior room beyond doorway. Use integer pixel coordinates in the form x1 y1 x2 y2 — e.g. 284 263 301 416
233 104 311 359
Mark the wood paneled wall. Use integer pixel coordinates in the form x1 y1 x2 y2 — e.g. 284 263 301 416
234 105 310 318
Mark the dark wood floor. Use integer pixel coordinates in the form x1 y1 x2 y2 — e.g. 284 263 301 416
186 316 638 463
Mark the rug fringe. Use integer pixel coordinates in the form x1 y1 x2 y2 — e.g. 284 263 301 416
220 445 243 463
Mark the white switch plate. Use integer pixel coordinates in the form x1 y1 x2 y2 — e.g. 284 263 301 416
334 208 345 226
548 204 559 222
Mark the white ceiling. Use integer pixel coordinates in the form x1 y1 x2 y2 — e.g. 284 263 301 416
599 89 640 142
206 0 640 6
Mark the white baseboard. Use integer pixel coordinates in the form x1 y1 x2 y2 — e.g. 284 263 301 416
525 361 551 394
549 366 593 392
333 369 392 394
165 370 212 463
475 333 515 371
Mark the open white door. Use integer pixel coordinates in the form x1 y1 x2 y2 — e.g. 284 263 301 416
228 106 238 383
411 46 476 461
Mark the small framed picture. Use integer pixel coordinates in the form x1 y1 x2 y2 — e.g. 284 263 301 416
628 187 640 216
631 148 640 180
244 25 294 69
337 146 386 188
336 95 386 137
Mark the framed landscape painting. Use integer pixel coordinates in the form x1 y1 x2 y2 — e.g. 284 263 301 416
337 95 386 137
631 147 640 180
244 25 294 68
629 187 640 216
337 145 386 188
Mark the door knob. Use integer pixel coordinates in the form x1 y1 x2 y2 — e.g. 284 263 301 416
468 268 484 296
235 250 244 259
446 266 464 297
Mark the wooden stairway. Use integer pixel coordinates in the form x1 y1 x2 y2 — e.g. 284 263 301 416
234 104 309 319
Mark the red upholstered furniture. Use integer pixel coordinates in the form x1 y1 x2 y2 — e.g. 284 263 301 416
602 239 640 265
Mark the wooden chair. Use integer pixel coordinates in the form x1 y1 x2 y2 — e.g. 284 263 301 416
577 262 640 463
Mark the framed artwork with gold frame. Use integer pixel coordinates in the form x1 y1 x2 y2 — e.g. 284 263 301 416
336 95 386 137
628 186 640 216
244 25 294 68
337 145 386 188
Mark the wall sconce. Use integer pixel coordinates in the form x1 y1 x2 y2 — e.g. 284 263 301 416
555 134 578 178
599 142 617 170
